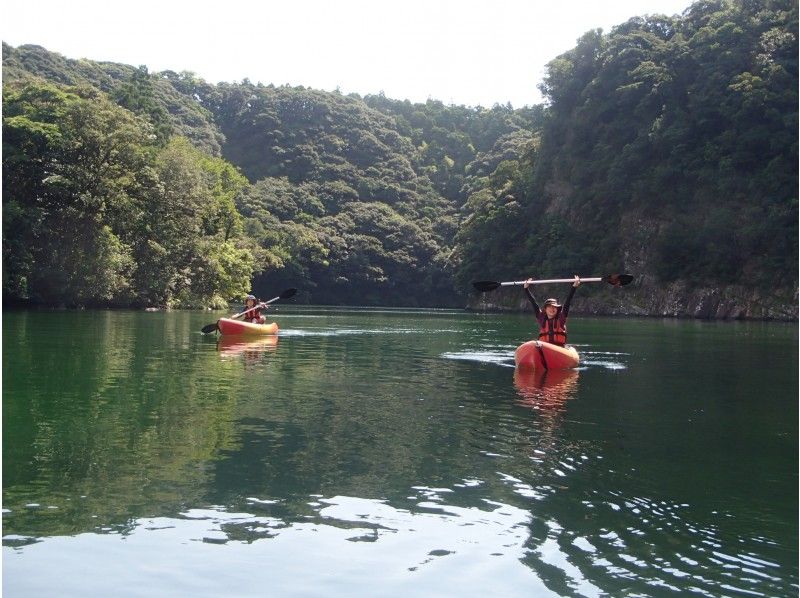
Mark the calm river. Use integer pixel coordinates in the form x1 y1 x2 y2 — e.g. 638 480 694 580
3 307 797 596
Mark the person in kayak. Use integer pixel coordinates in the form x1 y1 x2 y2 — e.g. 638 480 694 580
523 275 581 346
240 294 268 324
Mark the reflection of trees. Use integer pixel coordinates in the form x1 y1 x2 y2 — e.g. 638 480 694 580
4 308 590 560
209 329 482 503
3 311 248 538
204 323 586 522
7 310 523 539
4 308 797 595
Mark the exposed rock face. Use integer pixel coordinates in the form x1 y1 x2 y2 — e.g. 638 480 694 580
467 278 799 321
467 211 798 321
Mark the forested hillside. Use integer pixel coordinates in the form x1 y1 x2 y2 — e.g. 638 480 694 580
3 43 537 307
455 0 798 310
3 0 797 317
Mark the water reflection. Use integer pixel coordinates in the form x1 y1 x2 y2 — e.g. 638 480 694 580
513 368 579 410
3 309 797 597
217 335 279 360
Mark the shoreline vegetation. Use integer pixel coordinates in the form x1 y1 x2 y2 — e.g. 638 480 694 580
3 301 797 322
3 0 797 321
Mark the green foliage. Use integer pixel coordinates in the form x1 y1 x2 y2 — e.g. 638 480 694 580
3 43 224 155
3 0 797 311
2 80 256 307
3 82 150 305
113 65 173 145
310 201 443 305
128 137 256 307
212 84 473 305
2 44 549 307
453 0 797 292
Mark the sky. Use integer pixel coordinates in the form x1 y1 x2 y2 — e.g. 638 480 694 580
3 0 693 107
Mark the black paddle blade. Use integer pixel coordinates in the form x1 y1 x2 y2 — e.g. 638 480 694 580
473 281 501 292
280 288 298 299
603 274 633 287
201 322 219 334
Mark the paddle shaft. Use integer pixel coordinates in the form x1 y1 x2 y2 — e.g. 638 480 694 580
472 274 631 293
230 294 282 319
499 278 602 287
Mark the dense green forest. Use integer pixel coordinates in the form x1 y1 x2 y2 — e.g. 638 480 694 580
3 0 797 311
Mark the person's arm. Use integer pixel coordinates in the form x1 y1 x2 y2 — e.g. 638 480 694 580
561 275 580 317
523 279 540 316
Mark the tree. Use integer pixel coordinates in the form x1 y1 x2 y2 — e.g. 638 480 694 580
3 82 150 304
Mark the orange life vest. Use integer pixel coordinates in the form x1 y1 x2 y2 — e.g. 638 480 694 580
538 316 567 346
243 305 263 323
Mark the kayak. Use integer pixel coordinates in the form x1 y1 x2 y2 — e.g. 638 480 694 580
514 340 579 370
217 318 279 336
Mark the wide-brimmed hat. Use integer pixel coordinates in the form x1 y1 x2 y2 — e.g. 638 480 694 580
543 298 561 308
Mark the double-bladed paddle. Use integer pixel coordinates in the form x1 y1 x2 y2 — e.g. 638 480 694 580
472 274 633 293
201 288 298 334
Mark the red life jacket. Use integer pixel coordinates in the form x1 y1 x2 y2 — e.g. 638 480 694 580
538 316 567 346
243 305 262 323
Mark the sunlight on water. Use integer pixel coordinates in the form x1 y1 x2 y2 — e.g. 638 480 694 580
4 494 553 597
439 349 516 366
440 346 628 371
280 327 459 337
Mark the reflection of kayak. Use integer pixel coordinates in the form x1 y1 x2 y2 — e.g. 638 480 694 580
514 368 579 407
514 368 579 393
218 335 279 356
217 318 279 336
515 340 579 370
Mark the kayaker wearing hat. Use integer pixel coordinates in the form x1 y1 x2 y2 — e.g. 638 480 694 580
523 275 581 347
240 294 268 324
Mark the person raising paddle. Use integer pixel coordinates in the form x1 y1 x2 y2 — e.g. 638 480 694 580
240 294 268 324
523 275 581 347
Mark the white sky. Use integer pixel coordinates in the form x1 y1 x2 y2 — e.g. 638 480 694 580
3 0 693 107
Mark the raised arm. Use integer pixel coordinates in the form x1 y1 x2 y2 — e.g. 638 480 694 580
523 279 540 316
561 275 581 317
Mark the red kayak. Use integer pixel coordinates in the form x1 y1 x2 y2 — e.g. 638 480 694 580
514 340 579 370
217 318 279 336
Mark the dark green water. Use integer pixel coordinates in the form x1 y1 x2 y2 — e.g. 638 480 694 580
3 308 797 596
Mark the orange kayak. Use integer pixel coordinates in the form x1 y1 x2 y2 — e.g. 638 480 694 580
217 318 279 336
514 340 579 370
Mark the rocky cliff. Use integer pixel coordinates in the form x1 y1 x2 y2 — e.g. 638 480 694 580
467 277 799 321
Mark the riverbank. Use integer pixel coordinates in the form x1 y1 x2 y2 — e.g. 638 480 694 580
5 281 798 321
